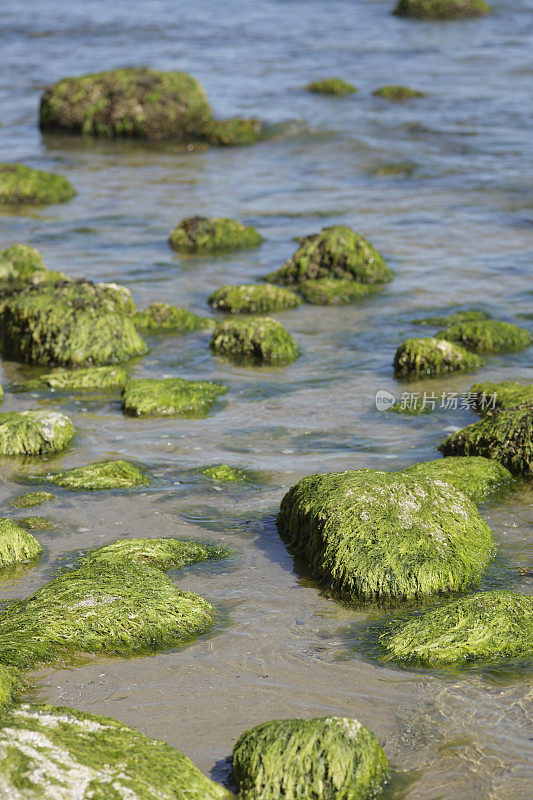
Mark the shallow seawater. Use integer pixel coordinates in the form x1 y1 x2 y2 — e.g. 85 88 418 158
1 0 532 797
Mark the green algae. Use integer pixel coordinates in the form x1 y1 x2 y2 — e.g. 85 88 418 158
40 68 213 140
8 491 55 509
381 591 532 667
18 517 55 531
169 216 263 252
374 161 418 177
0 519 42 568
306 78 358 96
277 469 495 601
0 411 75 456
0 703 235 799
202 464 252 483
373 86 426 101
232 716 388 800
401 456 513 502
122 377 227 417
210 317 299 365
208 284 301 314
77 537 226 571
439 407 532 474
437 320 532 352
133 302 212 333
389 398 433 415
0 245 47 284
0 666 20 708
0 280 147 367
43 459 151 491
266 226 392 286
469 381 533 414
14 366 128 393
394 0 491 18
0 386 3 407
205 117 263 146
411 309 490 327
393 337 483 378
298 278 380 305
0 164 75 206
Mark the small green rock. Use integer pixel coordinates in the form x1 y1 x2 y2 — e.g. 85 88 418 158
14 366 128 393
210 317 299 365
0 244 46 283
437 320 532 352
18 516 55 531
0 518 42 568
299 278 381 305
43 459 151 491
0 410 75 456
394 0 491 19
122 377 227 417
307 78 358 96
232 716 388 800
393 337 483 378
133 302 212 332
469 381 533 414
204 117 263 146
208 284 301 314
202 464 252 483
0 164 76 206
402 456 513 501
373 86 426 101
411 309 490 327
8 491 55 509
169 216 263 253
78 537 226 571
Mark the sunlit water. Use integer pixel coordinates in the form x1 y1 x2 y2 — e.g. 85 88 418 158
0 0 532 797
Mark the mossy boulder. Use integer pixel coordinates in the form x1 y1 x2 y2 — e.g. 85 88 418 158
122 377 227 417
232 716 388 800
208 284 301 314
0 280 147 367
8 491 55 509
298 278 380 305
0 164 75 206
394 0 491 19
437 320 532 352
277 469 495 600
210 317 299 365
205 117 263 146
469 381 533 414
373 86 426 101
133 302 212 333
411 309 490 327
40 67 213 140
439 407 532 474
77 537 226 572
0 666 19 708
0 518 42 568
43 459 151 491
202 464 252 483
381 591 532 666
393 337 483 378
14 366 128 393
0 703 234 799
0 410 75 455
169 216 263 253
401 456 513 502
266 226 392 286
306 78 358 96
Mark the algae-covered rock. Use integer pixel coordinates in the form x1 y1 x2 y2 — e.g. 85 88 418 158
373 86 426 101
393 337 483 378
205 117 263 146
78 537 226 571
208 284 301 314
298 278 380 306
0 164 75 206
8 491 55 509
133 302 212 333
0 703 235 799
40 67 213 140
277 469 495 600
389 398 433 415
169 216 263 253
0 280 147 367
122 377 227 417
469 381 533 414
0 666 19 708
402 456 513 502
437 320 532 352
394 0 491 18
14 366 128 393
44 459 151 490
381 591 532 666
0 410 75 456
210 317 299 365
411 309 490 327
266 226 392 286
306 78 358 96
0 518 42 568
0 244 46 283
439 407 532 474
232 716 388 800
18 516 55 531
202 464 252 483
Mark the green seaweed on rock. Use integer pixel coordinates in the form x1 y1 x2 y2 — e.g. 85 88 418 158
202 464 252 483
122 377 227 416
133 302 212 332
469 381 533 414
437 320 532 352
0 666 20 708
0 164 76 206
306 78 358 96
14 366 128 393
0 410 75 456
210 317 299 365
411 309 490 327
373 86 426 101
208 284 301 314
298 278 380 305
205 117 264 146
393 337 483 378
43 459 151 490
77 537 227 571
8 491 55 509
18 516 55 531
394 0 491 19
0 518 42 567
169 216 263 252
401 456 513 502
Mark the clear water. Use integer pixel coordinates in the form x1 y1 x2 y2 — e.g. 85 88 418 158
0 0 532 797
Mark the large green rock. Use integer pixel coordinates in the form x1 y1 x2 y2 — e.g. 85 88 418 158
0 410 75 455
393 337 483 377
122 377 227 416
401 457 513 502
0 164 75 206
277 469 495 600
437 320 532 352
133 302 212 333
14 365 128 393
169 216 263 252
394 0 491 18
0 703 234 799
232 716 388 800
381 591 532 666
43 459 151 490
208 284 301 314
0 518 42 568
210 317 299 365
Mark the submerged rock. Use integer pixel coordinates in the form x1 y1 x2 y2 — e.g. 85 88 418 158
43 459 151 490
8 491 55 509
18 516 55 531
0 164 75 206
389 398 433 415
381 591 532 666
0 410 75 456
437 319 532 352
277 469 495 600
210 317 299 365
306 78 358 95
122 377 227 416
202 464 252 483
394 0 491 19
14 366 128 393
0 703 234 799
266 226 392 285
469 380 533 414
78 537 226 571
0 518 42 568
411 309 490 327
169 216 263 252
208 284 301 314
393 337 483 377
205 117 263 146
133 302 212 332
373 85 426 101
402 456 513 501
298 278 380 305
232 716 388 800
